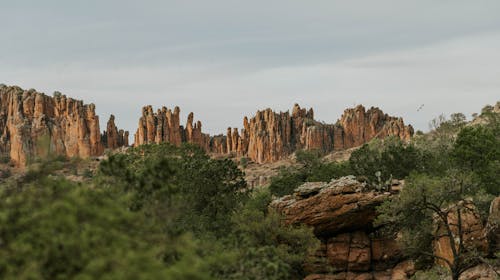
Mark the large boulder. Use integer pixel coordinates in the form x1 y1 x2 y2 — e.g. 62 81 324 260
272 177 411 279
271 176 391 237
487 196 500 255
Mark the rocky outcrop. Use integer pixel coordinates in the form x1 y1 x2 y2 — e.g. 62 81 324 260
134 105 182 146
272 178 500 279
133 106 212 150
0 84 413 165
433 201 489 267
133 104 413 164
102 114 129 150
271 177 413 279
0 85 104 166
487 196 500 255
271 177 392 237
338 105 413 148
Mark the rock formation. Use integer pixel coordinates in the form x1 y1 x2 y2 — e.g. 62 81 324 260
271 178 392 237
102 114 129 150
0 85 105 166
433 201 489 267
487 197 500 255
271 178 499 280
338 105 413 148
271 176 414 279
134 105 211 150
0 84 414 166
133 104 414 163
0 85 131 166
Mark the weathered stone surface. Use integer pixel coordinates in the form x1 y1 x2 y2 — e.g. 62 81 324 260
271 176 390 237
102 114 129 149
487 196 500 255
272 177 415 279
132 103 413 164
239 104 412 163
347 232 371 272
134 106 213 151
326 233 351 272
305 265 415 280
274 176 499 279
433 201 489 266
390 261 415 280
338 105 413 148
134 105 182 146
458 264 499 280
371 237 403 271
0 85 104 166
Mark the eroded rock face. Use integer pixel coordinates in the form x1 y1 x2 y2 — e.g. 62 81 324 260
433 201 489 267
0 85 105 166
102 114 129 150
338 105 413 148
133 106 212 150
487 196 500 255
271 177 412 279
132 103 413 164
273 178 499 279
271 176 391 237
459 264 499 280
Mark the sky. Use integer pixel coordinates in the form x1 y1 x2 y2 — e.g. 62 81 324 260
1 1 499 138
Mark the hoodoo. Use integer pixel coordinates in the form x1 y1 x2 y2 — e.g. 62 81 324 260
134 103 414 163
0 85 128 166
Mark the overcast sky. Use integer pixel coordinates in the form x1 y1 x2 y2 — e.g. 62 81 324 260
1 1 499 138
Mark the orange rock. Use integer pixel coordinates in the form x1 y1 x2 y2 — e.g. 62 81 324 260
326 233 351 271
371 238 403 270
347 232 371 272
131 103 412 163
433 201 489 267
487 196 500 254
0 85 104 166
339 105 413 149
271 176 390 237
102 114 129 149
390 261 415 280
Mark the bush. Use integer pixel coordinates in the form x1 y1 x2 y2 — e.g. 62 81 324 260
97 143 247 236
349 138 424 182
0 177 212 279
213 189 319 280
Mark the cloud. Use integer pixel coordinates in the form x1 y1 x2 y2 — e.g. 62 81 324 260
2 31 499 138
1 1 499 140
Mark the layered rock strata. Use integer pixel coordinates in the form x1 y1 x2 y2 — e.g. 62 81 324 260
0 84 414 166
134 104 414 163
271 176 414 279
433 201 489 267
271 178 499 280
0 85 128 165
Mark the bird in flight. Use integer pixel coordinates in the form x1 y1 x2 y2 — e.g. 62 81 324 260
417 104 425 112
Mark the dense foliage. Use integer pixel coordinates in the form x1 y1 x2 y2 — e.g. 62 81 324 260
0 107 498 280
375 112 500 280
0 143 317 280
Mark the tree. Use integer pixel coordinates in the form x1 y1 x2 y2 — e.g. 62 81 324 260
452 126 498 172
349 138 424 182
212 189 319 280
451 126 499 195
376 172 494 280
97 143 247 236
0 177 211 280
